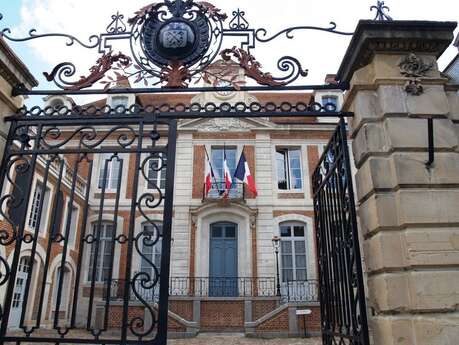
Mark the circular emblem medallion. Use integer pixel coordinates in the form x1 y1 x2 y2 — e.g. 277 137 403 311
142 13 210 67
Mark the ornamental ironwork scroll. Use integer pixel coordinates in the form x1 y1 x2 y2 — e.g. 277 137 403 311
0 0 356 93
312 119 370 345
0 105 177 345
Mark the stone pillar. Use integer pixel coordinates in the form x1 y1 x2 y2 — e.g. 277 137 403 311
0 39 38 160
337 20 459 345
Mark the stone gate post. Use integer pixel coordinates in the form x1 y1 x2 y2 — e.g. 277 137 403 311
0 39 37 160
337 21 459 345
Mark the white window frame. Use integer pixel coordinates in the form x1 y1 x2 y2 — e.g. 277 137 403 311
60 198 80 250
97 153 122 191
53 266 71 312
275 147 303 191
139 222 163 278
26 178 53 236
279 222 308 282
87 222 115 283
208 146 238 196
144 153 167 191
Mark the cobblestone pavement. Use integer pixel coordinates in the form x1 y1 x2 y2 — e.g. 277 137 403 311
5 331 321 345
170 333 321 345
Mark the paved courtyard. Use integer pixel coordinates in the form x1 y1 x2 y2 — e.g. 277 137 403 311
170 333 321 345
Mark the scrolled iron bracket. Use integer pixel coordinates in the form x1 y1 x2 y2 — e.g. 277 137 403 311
0 0 358 94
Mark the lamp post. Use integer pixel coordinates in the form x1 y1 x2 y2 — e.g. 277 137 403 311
272 236 281 297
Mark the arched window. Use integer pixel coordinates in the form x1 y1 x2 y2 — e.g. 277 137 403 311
53 266 71 312
87 222 115 282
279 222 307 282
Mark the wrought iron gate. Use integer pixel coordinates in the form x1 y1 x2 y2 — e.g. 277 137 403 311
0 106 176 344
312 118 370 345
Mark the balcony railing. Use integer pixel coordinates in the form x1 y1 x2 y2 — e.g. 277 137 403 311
202 181 245 201
104 277 318 303
281 279 319 303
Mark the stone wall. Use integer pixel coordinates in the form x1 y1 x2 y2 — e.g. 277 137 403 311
338 20 459 345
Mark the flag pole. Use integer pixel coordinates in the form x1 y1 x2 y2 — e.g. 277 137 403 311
204 146 221 194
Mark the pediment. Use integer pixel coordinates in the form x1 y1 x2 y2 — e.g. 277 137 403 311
179 116 275 132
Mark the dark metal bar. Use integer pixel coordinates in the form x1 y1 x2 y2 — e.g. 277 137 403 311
121 122 144 342
426 117 434 167
339 118 370 344
54 152 81 330
86 156 110 331
311 118 370 345
70 156 93 327
35 159 65 328
4 110 354 124
156 120 177 344
20 156 54 332
103 156 123 330
12 83 350 97
0 124 42 342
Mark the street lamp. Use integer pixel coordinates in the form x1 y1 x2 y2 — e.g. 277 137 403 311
272 235 281 297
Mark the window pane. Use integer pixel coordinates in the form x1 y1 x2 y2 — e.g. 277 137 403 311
282 269 293 282
296 269 307 281
295 255 306 267
294 240 306 254
225 227 236 238
289 150 301 169
211 227 222 238
276 150 288 190
211 147 236 190
281 255 293 268
280 225 291 237
293 226 304 237
289 150 302 189
281 241 292 253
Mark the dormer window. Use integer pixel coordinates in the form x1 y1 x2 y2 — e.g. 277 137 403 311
50 99 64 110
321 95 338 112
111 96 129 112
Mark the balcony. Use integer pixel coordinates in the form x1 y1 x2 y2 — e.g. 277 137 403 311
202 181 245 201
105 277 319 303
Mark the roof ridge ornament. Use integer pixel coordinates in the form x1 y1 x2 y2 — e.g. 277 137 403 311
370 1 393 21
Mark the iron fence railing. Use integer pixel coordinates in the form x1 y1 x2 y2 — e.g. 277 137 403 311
202 181 245 201
281 279 319 303
104 277 319 302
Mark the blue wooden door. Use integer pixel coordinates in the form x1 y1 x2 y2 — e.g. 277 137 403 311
209 223 238 297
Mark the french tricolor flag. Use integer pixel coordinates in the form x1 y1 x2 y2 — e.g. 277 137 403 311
234 152 257 197
204 154 214 197
223 150 233 196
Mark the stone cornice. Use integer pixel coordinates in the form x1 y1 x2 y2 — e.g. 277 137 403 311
0 38 38 89
337 20 457 83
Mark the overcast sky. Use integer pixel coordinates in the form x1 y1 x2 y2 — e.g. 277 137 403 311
1 0 458 105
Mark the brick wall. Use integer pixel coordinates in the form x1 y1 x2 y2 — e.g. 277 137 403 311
107 305 145 329
297 306 321 333
169 300 193 321
192 145 205 199
255 307 289 332
252 300 277 321
200 301 244 331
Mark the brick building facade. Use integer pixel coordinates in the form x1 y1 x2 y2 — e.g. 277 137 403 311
0 64 347 337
